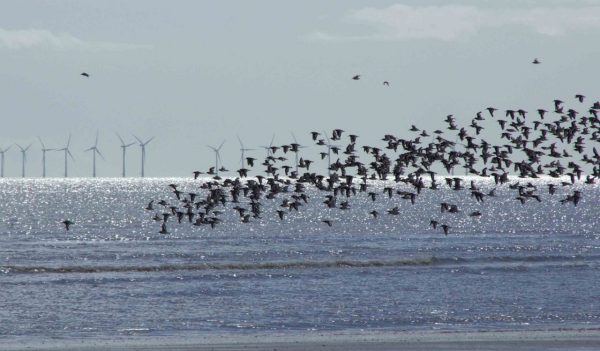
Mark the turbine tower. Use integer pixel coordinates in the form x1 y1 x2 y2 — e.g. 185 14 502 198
56 135 74 178
0 146 11 178
134 135 154 178
207 140 226 179
37 137 54 178
290 132 308 174
117 133 135 177
237 135 254 168
16 144 32 178
85 132 104 178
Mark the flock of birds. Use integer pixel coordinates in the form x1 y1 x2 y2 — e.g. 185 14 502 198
134 93 600 236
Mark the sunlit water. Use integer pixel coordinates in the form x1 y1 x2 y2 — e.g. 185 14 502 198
0 177 599 342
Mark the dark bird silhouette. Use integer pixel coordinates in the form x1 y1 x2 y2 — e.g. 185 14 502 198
322 219 332 227
532 58 540 64
81 72 90 77
352 75 360 80
430 220 438 229
62 220 73 231
383 81 390 86
159 222 169 234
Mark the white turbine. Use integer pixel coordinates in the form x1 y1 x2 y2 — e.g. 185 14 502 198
85 132 104 178
290 132 308 174
56 135 74 178
16 143 32 178
133 135 154 178
37 136 54 178
0 145 11 178
323 131 340 176
117 133 135 177
207 140 226 179
237 135 254 168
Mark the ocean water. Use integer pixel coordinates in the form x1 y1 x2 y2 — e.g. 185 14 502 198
0 177 599 343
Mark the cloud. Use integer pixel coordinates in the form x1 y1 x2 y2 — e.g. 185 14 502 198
0 28 151 50
310 4 600 41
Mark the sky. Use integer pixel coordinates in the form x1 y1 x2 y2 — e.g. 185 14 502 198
1 0 600 177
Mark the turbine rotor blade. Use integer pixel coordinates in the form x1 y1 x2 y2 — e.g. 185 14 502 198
116 132 125 146
96 148 105 160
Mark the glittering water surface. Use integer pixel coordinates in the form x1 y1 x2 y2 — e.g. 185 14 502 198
0 177 599 341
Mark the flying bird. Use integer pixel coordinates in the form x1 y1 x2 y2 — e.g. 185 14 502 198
383 81 390 87
532 58 540 64
62 220 74 231
81 72 90 77
352 75 360 80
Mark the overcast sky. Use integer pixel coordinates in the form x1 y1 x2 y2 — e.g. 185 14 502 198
1 0 599 177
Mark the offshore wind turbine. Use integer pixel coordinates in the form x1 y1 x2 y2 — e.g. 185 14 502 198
323 131 340 176
290 132 308 174
85 132 104 178
237 135 254 168
37 137 54 178
16 144 32 178
0 146 10 178
133 135 154 178
56 135 74 177
207 140 226 179
117 133 135 177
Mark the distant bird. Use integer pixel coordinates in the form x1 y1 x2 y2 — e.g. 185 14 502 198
441 224 450 235
383 81 390 87
276 210 285 220
352 75 360 80
322 219 332 227
81 72 90 77
430 220 438 229
62 220 73 231
532 58 540 64
159 222 169 234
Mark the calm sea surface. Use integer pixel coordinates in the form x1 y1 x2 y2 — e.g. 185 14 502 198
0 177 599 342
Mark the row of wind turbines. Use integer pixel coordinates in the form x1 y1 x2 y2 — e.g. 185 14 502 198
0 133 154 178
0 131 333 178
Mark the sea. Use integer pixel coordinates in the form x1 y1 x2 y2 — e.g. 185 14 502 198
0 176 599 344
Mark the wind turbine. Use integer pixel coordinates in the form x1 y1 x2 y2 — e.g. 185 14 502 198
323 131 340 176
56 135 74 178
85 132 104 178
133 135 154 178
0 145 11 178
117 133 135 177
16 143 32 178
290 132 308 174
237 135 254 168
260 134 276 158
37 137 54 178
207 140 226 179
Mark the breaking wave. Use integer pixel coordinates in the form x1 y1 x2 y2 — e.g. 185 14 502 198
1 254 596 274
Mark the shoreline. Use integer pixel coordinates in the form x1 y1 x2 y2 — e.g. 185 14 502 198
3 328 600 351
